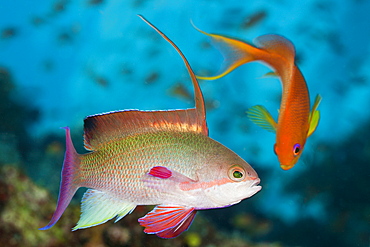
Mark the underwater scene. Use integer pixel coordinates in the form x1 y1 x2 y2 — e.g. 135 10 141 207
0 0 369 246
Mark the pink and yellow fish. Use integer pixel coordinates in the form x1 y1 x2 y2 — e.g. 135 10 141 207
39 16 261 239
194 26 321 170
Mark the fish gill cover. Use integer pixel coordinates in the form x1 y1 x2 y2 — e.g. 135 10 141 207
0 0 369 247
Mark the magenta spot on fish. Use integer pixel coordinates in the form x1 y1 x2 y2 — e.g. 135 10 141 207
148 166 172 179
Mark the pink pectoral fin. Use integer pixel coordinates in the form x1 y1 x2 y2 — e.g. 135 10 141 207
148 166 172 179
143 167 197 193
138 205 196 239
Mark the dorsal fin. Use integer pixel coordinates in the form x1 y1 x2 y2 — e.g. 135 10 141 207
84 109 206 150
83 16 208 151
254 34 296 65
138 15 206 124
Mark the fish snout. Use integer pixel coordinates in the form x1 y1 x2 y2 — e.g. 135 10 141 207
248 178 262 196
280 164 294 170
251 178 260 187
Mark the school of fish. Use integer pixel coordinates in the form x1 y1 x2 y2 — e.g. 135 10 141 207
194 25 321 170
39 16 262 239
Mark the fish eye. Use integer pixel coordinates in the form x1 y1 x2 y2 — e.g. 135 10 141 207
233 171 243 178
293 143 301 156
228 165 245 182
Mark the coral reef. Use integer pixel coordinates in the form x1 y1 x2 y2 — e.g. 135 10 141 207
0 165 82 247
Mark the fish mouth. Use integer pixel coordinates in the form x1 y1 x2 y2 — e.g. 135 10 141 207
280 164 293 170
248 178 262 196
240 178 262 199
251 178 260 187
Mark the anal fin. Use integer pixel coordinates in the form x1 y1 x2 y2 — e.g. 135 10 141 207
138 205 196 239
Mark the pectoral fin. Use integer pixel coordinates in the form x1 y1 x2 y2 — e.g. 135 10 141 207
139 205 196 238
307 94 322 137
143 166 197 192
246 105 277 133
148 166 173 179
143 166 200 205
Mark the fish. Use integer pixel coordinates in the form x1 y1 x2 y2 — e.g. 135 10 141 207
241 10 267 29
39 15 262 239
169 82 193 101
194 26 322 170
1 27 17 39
145 71 160 84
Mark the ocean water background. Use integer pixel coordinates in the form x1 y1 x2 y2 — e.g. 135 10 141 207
0 0 369 246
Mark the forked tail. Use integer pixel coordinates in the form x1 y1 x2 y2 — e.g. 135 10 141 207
192 24 260 80
40 127 80 230
193 25 296 81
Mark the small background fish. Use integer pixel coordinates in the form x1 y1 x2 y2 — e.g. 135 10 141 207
0 0 369 246
193 27 321 170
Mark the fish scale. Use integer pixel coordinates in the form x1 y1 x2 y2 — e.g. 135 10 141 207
81 131 217 199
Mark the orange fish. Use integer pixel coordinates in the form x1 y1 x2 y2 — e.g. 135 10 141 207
194 26 321 170
39 16 261 239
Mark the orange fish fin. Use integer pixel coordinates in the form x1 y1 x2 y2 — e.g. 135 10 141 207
254 34 296 65
307 94 322 137
192 22 260 80
138 205 196 238
246 105 277 133
73 189 136 230
84 109 207 150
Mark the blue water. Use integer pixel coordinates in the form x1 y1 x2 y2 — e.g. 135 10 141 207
0 0 369 246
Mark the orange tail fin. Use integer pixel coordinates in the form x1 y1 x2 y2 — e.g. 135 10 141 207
192 24 261 80
193 24 296 80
